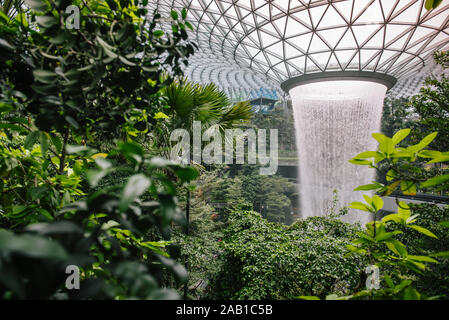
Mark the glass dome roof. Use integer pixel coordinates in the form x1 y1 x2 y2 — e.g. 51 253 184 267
151 0 449 99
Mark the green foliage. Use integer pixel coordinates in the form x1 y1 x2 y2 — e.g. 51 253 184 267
209 210 365 299
397 203 449 297
408 52 449 152
425 0 443 10
334 128 449 300
381 97 416 141
1 0 196 140
205 165 297 224
433 51 449 68
163 79 252 130
350 129 449 196
251 103 296 157
0 140 198 299
0 0 201 300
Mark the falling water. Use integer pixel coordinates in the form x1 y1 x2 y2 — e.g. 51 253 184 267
289 81 387 224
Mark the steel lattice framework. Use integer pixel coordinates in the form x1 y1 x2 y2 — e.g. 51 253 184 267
151 0 449 99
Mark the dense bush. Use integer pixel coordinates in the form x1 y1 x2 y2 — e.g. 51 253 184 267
0 0 199 299
208 211 366 299
397 203 449 297
207 165 297 224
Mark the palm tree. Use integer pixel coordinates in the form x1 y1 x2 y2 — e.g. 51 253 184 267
163 78 252 130
158 78 253 158
159 79 253 299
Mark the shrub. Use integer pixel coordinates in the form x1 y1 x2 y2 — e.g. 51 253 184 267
209 210 366 299
398 203 449 297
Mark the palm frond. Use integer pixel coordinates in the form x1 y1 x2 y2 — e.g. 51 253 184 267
163 78 252 133
218 101 253 130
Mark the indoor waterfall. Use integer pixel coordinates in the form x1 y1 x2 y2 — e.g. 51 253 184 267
289 81 388 224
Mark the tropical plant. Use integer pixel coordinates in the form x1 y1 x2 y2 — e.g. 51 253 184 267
210 210 365 300
163 79 253 133
0 0 201 299
317 129 449 300
425 0 443 10
398 203 449 297
349 129 449 196
408 52 449 152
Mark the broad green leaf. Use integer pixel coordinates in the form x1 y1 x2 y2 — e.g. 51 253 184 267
372 133 387 143
170 10 178 20
33 70 58 84
421 174 449 188
153 30 164 37
175 167 198 182
407 255 438 263
347 244 367 254
404 286 420 300
432 251 449 258
439 221 449 228
118 142 144 156
408 225 438 239
40 131 50 156
386 169 396 181
299 296 320 300
36 15 57 28
382 180 400 196
391 150 415 158
427 154 449 163
349 201 373 212
406 260 426 272
185 21 193 30
0 229 68 260
371 195 384 211
383 213 402 223
425 0 443 10
25 0 48 11
384 275 394 288
392 128 411 145
354 183 380 191
376 230 402 242
363 194 372 206
24 131 40 150
0 38 14 50
379 137 394 155
37 208 53 221
29 186 48 201
119 174 151 212
349 159 371 165
387 239 407 257
400 180 416 195
394 279 413 292
154 111 169 119
417 132 438 150
418 150 441 158
50 134 62 153
353 151 379 159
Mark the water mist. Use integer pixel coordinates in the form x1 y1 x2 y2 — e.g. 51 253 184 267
289 80 387 224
